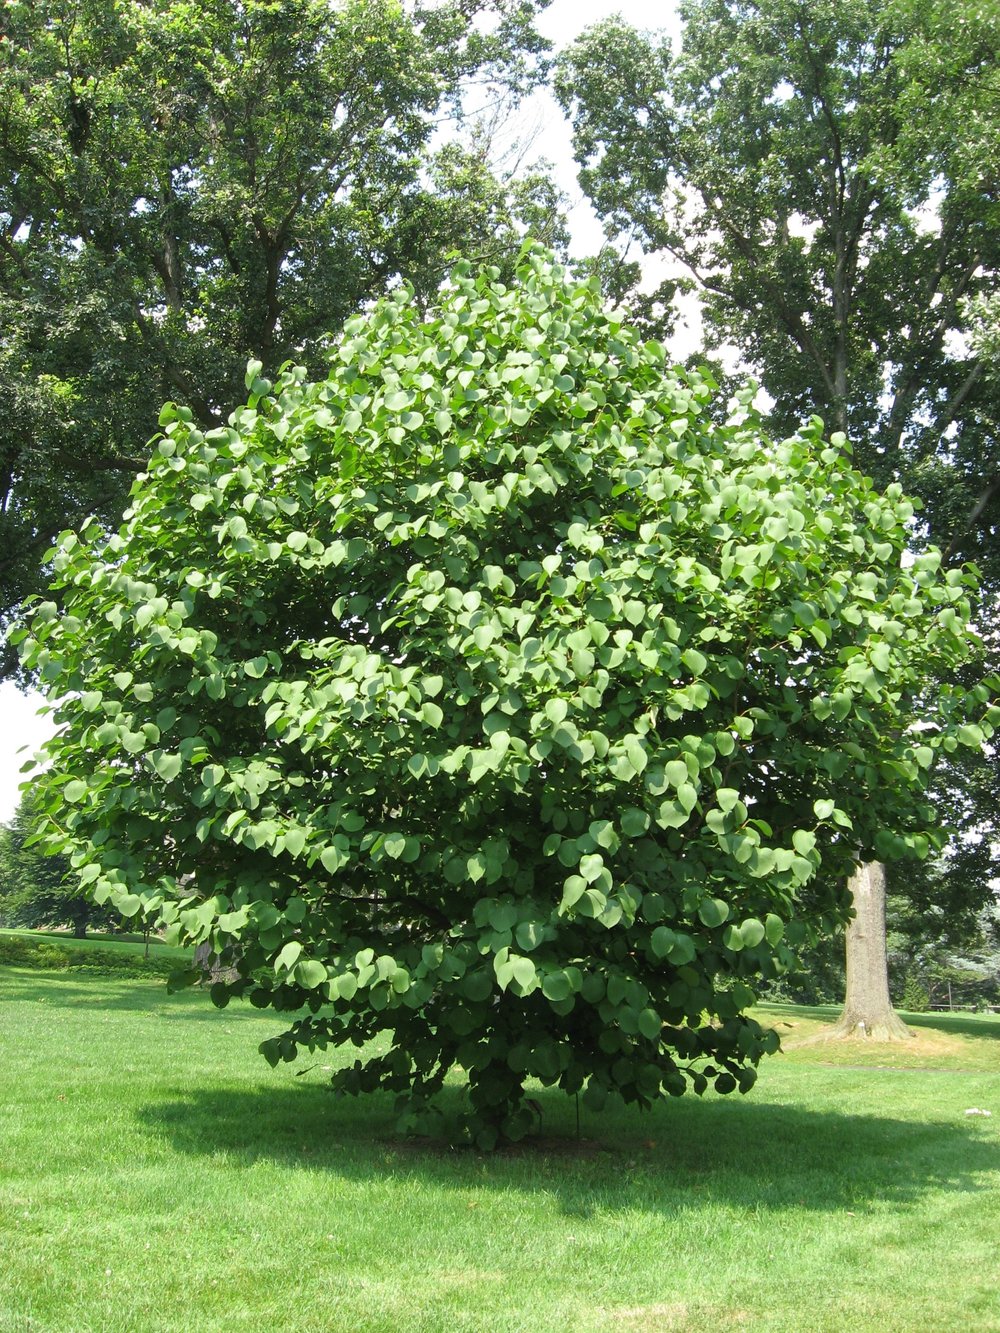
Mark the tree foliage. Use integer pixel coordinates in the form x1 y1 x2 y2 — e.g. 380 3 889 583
0 0 560 677
0 785 116 937
555 0 1000 571
18 251 995 1144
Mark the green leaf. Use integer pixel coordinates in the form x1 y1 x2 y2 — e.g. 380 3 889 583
739 917 766 948
510 956 536 991
541 970 572 1001
383 832 408 859
698 897 729 928
637 1007 661 1041
283 826 307 857
284 897 307 924
421 702 444 728
792 829 816 856
274 941 302 973
150 751 182 782
295 959 328 989
545 698 568 724
515 921 545 951
320 843 348 874
650 925 676 958
620 807 649 837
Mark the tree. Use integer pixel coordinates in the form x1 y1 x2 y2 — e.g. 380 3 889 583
17 250 993 1144
0 0 561 678
555 0 1000 545
0 786 115 937
555 0 1000 1037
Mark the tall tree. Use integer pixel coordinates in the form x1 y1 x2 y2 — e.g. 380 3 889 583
555 0 1000 561
0 785 116 937
556 0 1000 1036
0 0 561 677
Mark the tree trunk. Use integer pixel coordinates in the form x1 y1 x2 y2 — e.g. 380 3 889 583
72 920 87 939
194 939 238 983
829 861 913 1040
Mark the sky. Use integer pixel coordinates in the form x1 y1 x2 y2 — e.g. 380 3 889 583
0 0 682 823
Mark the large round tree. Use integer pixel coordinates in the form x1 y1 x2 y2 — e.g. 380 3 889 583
18 250 994 1146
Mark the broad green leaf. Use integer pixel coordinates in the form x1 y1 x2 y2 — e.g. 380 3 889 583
295 959 327 988
637 1007 661 1041
698 897 729 928
384 832 408 859
739 917 766 948
274 941 302 973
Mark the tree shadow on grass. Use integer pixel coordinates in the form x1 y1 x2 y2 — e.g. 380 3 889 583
904 1012 1000 1041
0 970 264 1022
140 1077 1000 1220
1 971 168 1010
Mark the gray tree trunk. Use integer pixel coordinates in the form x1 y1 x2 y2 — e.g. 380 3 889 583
830 861 913 1040
193 940 238 984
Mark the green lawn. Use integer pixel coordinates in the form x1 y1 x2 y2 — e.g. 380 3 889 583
0 926 190 962
1 969 998 1332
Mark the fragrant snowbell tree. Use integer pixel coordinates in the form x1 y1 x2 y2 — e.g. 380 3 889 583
18 251 995 1145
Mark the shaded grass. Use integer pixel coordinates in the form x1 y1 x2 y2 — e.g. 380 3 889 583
2 970 999 1332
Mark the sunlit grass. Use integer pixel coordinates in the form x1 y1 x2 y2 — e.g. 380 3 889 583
2 970 998 1332
0 926 190 962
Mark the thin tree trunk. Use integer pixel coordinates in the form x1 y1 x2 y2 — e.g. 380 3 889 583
829 861 913 1040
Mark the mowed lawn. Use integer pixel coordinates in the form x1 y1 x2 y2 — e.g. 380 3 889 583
0 927 190 963
2 968 999 1333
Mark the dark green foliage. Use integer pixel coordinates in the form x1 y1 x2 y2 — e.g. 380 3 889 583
18 251 995 1145
900 972 930 1014
0 787 118 937
0 0 559 678
555 0 1000 567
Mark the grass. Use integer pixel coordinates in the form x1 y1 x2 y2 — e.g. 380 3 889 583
1 970 999 1332
0 927 190 962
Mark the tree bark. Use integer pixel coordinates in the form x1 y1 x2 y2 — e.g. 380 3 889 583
194 939 238 983
830 861 913 1039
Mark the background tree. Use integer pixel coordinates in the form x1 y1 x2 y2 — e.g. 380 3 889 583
17 251 993 1145
0 0 562 677
0 785 116 937
555 0 1000 1034
556 0 1000 561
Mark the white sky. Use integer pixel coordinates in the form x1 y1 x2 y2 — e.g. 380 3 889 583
0 0 681 823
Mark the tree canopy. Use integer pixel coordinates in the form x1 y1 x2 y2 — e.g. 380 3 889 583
18 251 994 1144
0 0 561 677
555 0 1000 572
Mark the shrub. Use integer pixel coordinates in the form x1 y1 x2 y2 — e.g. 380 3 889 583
0 932 178 978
